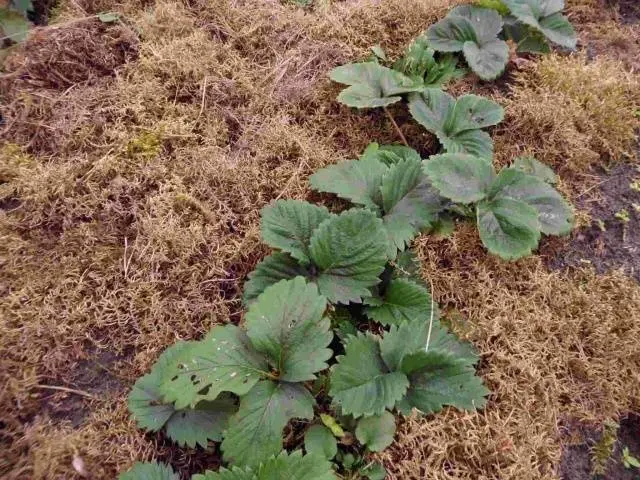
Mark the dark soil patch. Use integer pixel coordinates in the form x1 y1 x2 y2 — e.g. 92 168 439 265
547 163 640 282
560 415 640 480
618 0 640 25
44 349 127 427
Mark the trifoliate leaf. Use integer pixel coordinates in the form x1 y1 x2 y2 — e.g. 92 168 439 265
165 396 236 448
309 156 388 211
330 333 409 417
423 153 495 203
365 279 436 327
243 252 309 303
409 90 503 158
0 9 30 42
221 380 315 468
305 425 338 459
380 157 447 257
320 413 346 438
476 197 541 260
245 277 331 382
309 210 389 304
355 411 396 452
330 63 421 108
510 156 557 184
426 6 509 80
160 325 270 409
399 350 489 414
490 168 573 235
260 200 332 264
195 450 338 480
503 0 576 48
360 462 387 480
119 462 178 480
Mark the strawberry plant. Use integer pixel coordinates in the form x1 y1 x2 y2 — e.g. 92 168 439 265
408 88 504 159
426 5 510 81
502 0 576 50
424 152 574 259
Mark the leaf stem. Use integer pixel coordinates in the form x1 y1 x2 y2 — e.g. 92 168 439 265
383 106 409 147
33 384 96 399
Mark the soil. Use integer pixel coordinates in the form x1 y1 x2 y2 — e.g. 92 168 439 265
618 0 640 25
547 163 640 282
43 349 127 427
560 415 640 480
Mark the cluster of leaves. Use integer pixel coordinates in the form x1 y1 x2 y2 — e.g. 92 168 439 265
122 145 494 478
428 1 576 79
331 0 575 91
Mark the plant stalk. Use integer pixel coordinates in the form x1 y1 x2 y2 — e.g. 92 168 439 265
383 106 409 147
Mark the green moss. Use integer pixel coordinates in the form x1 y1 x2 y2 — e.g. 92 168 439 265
126 130 163 160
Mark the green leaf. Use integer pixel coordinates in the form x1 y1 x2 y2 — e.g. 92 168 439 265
502 16 551 54
128 342 191 432
160 325 270 409
165 396 236 448
476 197 541 260
423 153 495 203
360 462 387 480
245 277 332 382
393 36 462 88
392 249 426 287
243 252 309 303
399 350 489 414
491 168 573 235
330 62 421 108
0 8 30 42
309 209 389 304
195 450 338 480
365 279 436 327
329 332 409 417
305 425 338 459
355 411 396 452
380 157 447 257
503 0 576 48
12 0 34 14
409 90 503 158
320 413 346 438
221 380 315 468
371 44 387 61
119 462 179 480
426 6 508 80
510 156 557 184
97 11 120 23
260 200 332 264
309 156 388 211
380 317 479 373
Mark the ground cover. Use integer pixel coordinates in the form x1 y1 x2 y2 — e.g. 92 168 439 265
1 0 639 478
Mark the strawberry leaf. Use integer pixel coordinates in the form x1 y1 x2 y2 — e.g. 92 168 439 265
355 411 396 452
194 450 337 480
423 153 496 203
118 462 178 480
503 0 576 48
221 380 315 468
243 252 309 304
398 350 489 414
261 200 333 265
245 277 332 382
160 325 270 409
365 279 437 326
426 6 508 80
309 210 389 304
329 332 409 417
304 424 338 460
409 89 503 158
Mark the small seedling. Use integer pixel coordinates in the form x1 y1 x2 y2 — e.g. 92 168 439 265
615 209 630 224
623 447 640 470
